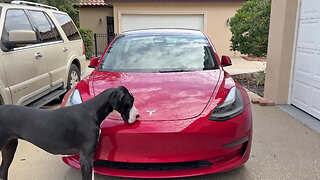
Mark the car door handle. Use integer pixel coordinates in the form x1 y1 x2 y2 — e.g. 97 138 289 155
63 47 68 52
35 52 43 59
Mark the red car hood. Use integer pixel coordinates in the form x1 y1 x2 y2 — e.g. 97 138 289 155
91 70 221 121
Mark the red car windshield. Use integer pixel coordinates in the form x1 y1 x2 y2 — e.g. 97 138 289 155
99 34 219 73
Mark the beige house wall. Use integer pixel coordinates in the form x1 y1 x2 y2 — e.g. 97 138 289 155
113 2 243 57
78 7 113 34
264 0 299 104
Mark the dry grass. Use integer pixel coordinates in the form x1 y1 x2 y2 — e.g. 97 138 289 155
232 72 264 97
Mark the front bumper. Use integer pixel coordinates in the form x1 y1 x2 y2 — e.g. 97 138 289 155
63 104 252 178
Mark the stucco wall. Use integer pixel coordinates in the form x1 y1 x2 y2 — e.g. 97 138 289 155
264 0 299 104
113 2 243 57
79 7 113 34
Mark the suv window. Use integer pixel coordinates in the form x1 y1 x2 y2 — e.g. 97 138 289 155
29 10 62 43
53 13 81 41
1 9 35 50
4 9 32 31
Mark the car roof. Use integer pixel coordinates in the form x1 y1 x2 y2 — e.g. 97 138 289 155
122 28 205 37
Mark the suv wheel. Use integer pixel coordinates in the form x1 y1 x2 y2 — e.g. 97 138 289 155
60 64 80 100
67 64 80 90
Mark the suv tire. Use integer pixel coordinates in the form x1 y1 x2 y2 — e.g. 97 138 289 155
67 64 80 91
60 64 80 100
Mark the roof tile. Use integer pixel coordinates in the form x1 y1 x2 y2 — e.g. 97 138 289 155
74 0 112 7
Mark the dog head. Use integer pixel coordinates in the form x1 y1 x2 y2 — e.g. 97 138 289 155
109 86 139 124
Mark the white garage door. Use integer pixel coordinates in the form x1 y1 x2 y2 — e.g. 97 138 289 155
291 0 320 119
121 14 204 32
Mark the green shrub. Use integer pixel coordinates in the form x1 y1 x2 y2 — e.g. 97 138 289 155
255 70 265 86
230 0 271 57
79 28 94 59
25 0 80 27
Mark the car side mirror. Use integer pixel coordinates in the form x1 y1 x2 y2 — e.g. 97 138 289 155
88 57 99 68
221 55 232 67
4 30 37 49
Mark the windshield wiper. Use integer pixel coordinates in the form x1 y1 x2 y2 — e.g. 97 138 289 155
203 67 219 70
159 69 194 73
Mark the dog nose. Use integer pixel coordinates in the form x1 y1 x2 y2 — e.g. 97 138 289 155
136 114 140 119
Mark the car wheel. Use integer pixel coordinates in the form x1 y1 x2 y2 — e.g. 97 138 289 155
60 64 80 100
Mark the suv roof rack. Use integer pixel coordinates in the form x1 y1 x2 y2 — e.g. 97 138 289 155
11 1 58 11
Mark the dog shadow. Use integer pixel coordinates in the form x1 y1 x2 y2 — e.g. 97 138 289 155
40 97 62 110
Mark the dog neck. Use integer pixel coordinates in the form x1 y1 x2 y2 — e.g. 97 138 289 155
84 89 115 126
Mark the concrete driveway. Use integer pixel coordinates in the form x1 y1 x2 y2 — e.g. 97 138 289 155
2 59 319 179
224 57 266 75
3 92 320 180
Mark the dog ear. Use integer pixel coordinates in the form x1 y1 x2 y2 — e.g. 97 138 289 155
118 86 128 93
118 86 133 97
109 90 124 110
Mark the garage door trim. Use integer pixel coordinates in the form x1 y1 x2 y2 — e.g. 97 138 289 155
288 0 302 105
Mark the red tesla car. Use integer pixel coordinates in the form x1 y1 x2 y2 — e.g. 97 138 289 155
61 29 252 178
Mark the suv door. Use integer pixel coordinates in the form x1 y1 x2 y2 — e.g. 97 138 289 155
53 13 83 90
0 9 50 105
28 10 65 91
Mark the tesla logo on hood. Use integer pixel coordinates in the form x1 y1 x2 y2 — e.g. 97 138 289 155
146 110 156 116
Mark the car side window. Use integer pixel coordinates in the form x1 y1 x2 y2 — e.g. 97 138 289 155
1 9 35 50
29 10 62 43
4 9 32 31
53 13 81 41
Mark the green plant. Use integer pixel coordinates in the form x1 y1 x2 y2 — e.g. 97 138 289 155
230 0 271 57
79 28 94 59
25 0 80 27
255 70 265 86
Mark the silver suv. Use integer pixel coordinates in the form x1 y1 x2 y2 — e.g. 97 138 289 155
0 1 86 107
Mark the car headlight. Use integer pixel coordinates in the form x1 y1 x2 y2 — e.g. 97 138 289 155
209 87 244 121
66 89 83 106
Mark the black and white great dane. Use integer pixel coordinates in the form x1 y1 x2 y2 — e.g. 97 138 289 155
0 86 139 180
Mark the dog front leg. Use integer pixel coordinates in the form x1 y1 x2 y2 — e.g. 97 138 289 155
0 139 18 180
79 151 94 180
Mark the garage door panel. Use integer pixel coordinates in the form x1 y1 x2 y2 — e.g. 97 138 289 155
293 74 313 86
121 14 204 32
292 80 311 107
296 20 320 49
295 50 313 76
313 53 320 82
292 50 320 119
300 0 320 19
312 78 320 90
310 87 320 114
